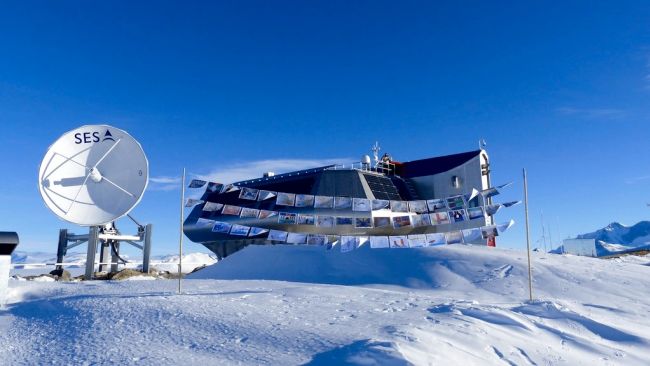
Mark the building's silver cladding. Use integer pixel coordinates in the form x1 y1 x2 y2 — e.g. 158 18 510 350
184 150 494 258
407 152 488 202
404 150 490 228
562 239 598 257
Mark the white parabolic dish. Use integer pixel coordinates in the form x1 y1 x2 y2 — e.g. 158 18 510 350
38 125 149 226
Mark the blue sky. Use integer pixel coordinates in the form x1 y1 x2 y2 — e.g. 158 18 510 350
1 1 649 255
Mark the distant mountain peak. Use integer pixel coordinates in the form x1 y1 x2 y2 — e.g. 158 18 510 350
576 221 650 255
606 222 625 229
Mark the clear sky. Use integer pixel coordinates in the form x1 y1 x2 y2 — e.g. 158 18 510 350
1 1 649 255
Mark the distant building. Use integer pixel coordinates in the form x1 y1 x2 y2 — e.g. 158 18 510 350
562 239 597 257
184 149 495 258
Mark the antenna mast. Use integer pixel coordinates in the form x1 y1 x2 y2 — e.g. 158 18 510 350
523 168 533 302
371 141 381 166
541 210 547 253
548 217 554 252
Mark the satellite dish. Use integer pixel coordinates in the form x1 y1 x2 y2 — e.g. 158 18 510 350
38 125 149 226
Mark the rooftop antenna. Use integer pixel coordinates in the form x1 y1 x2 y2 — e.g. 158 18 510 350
178 168 186 295
556 216 563 254
371 141 381 165
479 138 487 150
540 210 547 253
523 168 533 302
548 215 554 252
39 125 152 279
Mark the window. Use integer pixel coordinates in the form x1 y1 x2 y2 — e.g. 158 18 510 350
451 175 461 189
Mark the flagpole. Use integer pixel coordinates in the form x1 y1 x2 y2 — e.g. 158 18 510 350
523 168 533 302
178 168 186 295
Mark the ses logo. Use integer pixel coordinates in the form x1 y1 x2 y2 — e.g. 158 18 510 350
74 130 116 144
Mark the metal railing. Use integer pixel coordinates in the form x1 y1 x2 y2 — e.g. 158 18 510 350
326 161 396 176
235 166 334 185
11 261 215 268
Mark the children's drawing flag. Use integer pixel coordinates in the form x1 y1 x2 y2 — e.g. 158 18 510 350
185 198 204 207
188 179 207 188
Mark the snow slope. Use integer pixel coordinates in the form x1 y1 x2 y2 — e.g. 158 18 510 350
2 245 650 365
148 252 218 273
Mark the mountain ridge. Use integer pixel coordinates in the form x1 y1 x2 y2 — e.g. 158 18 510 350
572 221 650 256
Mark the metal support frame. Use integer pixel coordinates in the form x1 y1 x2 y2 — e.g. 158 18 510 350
143 223 152 274
56 229 68 271
55 220 153 280
85 226 99 279
99 237 111 273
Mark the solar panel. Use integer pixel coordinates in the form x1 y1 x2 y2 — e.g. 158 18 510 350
363 174 402 200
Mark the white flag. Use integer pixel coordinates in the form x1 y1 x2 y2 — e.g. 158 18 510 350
369 236 390 249
257 190 277 201
202 201 223 212
268 230 288 242
340 236 358 252
221 184 241 193
468 188 480 202
248 227 269 237
188 179 207 188
497 219 515 233
485 204 502 216
497 182 513 189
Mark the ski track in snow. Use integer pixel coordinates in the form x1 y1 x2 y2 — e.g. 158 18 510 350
2 245 650 365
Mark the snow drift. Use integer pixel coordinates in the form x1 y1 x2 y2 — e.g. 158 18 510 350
189 244 530 290
3 244 650 365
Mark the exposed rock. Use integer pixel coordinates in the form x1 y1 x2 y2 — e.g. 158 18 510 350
49 269 72 281
110 268 154 281
93 272 111 280
150 270 182 279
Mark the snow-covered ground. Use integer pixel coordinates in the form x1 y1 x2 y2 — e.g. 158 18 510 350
608 252 650 266
2 244 650 365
